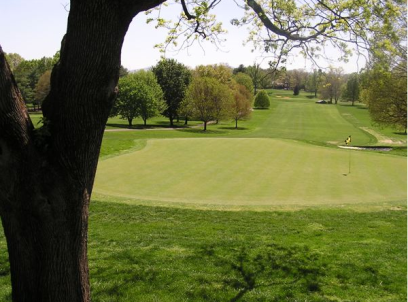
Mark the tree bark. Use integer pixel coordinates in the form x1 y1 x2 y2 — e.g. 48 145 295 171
0 0 164 301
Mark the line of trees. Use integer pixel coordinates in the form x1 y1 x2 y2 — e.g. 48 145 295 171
111 61 257 130
5 52 58 110
7 51 406 134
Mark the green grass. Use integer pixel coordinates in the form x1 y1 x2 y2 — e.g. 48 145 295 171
95 138 406 208
86 199 406 302
0 89 404 301
1 199 405 301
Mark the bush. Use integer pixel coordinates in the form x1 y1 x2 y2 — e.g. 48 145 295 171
254 90 270 109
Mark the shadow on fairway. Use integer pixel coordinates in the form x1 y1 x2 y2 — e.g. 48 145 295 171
219 127 249 131
106 123 188 130
175 128 229 135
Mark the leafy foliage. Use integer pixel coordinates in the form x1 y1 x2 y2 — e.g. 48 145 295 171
112 71 166 127
185 76 233 130
233 72 254 96
305 69 323 97
254 90 270 109
10 53 59 105
34 70 51 109
194 64 233 84
152 58 191 125
319 67 344 104
229 81 253 128
4 53 24 72
342 73 360 106
361 64 407 133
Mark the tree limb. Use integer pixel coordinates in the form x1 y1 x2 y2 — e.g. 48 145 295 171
245 0 328 41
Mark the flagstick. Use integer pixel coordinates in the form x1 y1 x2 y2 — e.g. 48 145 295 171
348 148 351 174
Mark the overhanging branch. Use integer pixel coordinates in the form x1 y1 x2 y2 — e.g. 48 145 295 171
245 0 328 41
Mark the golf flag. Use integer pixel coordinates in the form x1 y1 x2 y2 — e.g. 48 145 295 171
345 135 351 145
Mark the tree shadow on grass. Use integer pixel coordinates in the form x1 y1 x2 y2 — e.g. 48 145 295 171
106 123 189 130
90 243 324 302
175 128 229 135
219 127 249 131
90 249 160 301
195 243 324 302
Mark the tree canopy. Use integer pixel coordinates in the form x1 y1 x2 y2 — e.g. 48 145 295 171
343 73 360 106
229 81 253 128
152 58 191 126
254 90 270 109
112 71 165 127
185 76 233 130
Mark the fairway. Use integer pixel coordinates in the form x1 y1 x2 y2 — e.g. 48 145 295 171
94 138 407 207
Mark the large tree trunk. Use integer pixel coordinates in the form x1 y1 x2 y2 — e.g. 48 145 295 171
0 0 164 301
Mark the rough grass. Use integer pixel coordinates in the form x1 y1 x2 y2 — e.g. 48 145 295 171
1 199 405 301
87 200 407 302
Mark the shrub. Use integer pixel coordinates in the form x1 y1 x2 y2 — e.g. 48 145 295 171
253 90 270 109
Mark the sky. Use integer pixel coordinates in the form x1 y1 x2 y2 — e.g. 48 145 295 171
0 0 366 73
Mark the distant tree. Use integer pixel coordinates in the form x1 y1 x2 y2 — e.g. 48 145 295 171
119 65 129 77
343 73 360 106
233 64 246 74
152 58 191 126
287 69 307 95
305 69 322 97
178 95 194 125
253 90 270 109
233 72 254 95
319 67 344 104
293 85 300 96
193 65 235 123
186 76 233 131
246 63 269 94
113 71 165 127
4 53 24 71
34 70 52 110
194 64 233 84
13 55 56 104
229 81 253 128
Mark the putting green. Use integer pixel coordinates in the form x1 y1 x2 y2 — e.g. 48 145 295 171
94 138 406 206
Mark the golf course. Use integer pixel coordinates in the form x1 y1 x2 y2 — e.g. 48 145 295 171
0 90 406 301
95 89 406 210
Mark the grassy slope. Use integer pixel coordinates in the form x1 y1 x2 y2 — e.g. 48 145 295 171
242 92 375 146
87 200 406 302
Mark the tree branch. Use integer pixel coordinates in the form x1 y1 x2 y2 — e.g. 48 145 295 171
245 0 328 41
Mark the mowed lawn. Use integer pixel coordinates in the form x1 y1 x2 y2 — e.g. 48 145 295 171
0 90 406 301
242 95 376 146
94 138 406 208
95 90 406 208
